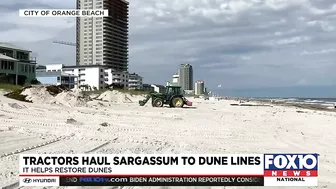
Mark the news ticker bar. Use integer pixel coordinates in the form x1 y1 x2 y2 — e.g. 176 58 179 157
60 176 264 186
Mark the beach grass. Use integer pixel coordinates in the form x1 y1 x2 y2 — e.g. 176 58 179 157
84 88 150 95
0 84 23 92
116 89 150 95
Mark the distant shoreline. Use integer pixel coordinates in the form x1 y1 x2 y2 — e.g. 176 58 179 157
240 97 336 112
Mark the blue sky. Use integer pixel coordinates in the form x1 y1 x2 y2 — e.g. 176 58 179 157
0 0 336 97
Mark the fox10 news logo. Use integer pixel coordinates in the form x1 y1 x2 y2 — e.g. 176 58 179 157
264 154 318 184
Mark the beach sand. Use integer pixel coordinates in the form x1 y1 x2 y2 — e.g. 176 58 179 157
0 88 335 189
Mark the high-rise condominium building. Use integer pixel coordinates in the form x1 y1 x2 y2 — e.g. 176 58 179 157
195 80 205 95
178 63 193 91
76 0 129 71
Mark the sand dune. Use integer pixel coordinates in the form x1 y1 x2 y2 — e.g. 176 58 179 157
0 87 335 189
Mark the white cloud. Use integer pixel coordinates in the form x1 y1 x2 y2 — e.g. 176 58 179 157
301 48 336 55
265 36 312 46
241 56 251 60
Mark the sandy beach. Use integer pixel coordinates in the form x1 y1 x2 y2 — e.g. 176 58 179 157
0 87 335 189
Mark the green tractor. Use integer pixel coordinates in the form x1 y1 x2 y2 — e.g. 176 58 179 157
139 86 193 107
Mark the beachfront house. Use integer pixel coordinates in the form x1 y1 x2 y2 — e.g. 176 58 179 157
36 70 77 89
104 68 129 89
0 42 37 85
37 64 144 90
151 84 165 93
142 84 154 92
128 73 143 90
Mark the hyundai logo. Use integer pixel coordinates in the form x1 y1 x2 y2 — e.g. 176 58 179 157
23 178 32 183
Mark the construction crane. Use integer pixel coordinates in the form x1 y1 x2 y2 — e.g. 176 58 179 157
52 40 76 46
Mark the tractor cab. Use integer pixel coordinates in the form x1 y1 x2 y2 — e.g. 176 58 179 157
165 86 182 99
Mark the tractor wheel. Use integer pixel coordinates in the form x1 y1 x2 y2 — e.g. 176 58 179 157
152 98 164 107
171 97 184 108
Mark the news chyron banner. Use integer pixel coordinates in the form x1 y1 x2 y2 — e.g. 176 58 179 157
19 154 318 187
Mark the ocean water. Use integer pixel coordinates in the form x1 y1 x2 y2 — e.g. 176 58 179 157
260 97 336 109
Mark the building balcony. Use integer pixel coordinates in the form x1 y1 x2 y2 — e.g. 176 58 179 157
112 80 121 83
112 75 121 79
128 83 140 86
61 81 76 85
17 59 36 64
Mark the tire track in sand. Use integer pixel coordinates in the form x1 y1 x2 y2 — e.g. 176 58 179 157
0 137 113 189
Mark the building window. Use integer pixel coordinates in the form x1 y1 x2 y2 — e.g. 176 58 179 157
4 61 8 69
57 76 60 81
9 62 14 70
